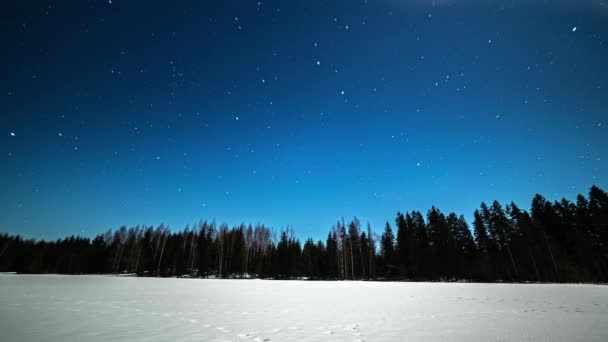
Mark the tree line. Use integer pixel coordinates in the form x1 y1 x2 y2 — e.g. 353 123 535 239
1 185 607 282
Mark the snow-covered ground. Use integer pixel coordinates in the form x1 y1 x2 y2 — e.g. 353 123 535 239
1 274 607 341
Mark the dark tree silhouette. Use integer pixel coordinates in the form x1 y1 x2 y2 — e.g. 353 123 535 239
1 186 607 283
380 222 396 277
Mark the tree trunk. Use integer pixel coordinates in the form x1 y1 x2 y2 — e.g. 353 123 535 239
360 245 365 280
157 234 167 273
134 245 142 274
543 233 560 281
506 244 518 280
349 239 355 280
528 248 540 282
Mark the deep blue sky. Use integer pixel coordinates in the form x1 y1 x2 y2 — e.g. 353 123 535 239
1 0 607 241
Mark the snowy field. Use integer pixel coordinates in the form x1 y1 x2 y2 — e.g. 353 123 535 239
1 274 607 342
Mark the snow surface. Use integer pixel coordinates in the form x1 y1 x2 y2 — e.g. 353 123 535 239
1 274 607 341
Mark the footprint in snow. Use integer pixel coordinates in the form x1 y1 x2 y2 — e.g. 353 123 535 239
346 323 359 330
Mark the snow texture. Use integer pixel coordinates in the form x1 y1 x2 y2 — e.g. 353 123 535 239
0 274 607 341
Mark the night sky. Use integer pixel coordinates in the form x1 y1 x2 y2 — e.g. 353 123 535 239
2 0 607 241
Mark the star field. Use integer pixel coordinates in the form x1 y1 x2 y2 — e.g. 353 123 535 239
1 0 607 240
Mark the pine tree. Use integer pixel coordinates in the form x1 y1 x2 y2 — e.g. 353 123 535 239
489 201 518 280
380 222 396 278
395 212 408 277
325 232 339 279
426 207 452 279
348 218 362 279
473 209 491 280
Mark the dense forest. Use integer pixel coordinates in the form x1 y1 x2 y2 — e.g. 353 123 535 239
1 186 607 283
